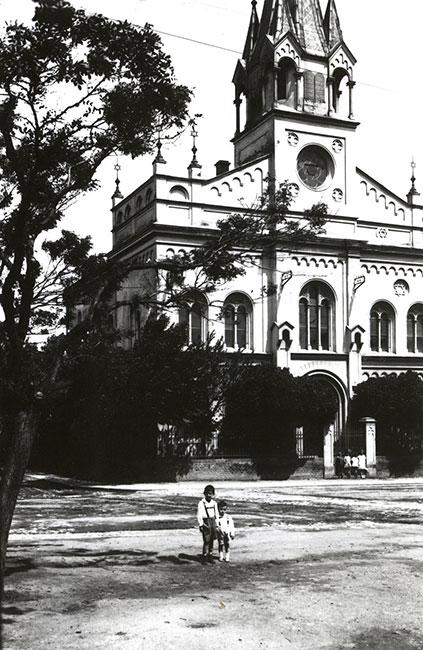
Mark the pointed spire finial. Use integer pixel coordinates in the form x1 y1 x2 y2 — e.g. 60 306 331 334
153 128 166 165
112 157 123 207
407 157 420 205
188 114 203 172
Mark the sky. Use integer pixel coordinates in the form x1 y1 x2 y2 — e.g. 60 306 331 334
1 0 423 253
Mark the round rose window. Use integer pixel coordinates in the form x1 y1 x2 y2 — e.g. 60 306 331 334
297 145 334 190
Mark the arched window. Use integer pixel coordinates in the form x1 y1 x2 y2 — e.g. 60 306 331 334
179 292 208 345
223 292 253 349
277 58 296 106
370 301 395 352
124 204 131 219
407 305 423 353
146 188 152 204
136 195 143 210
116 211 123 225
299 282 335 351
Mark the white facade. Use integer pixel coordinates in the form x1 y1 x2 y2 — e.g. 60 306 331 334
109 0 423 472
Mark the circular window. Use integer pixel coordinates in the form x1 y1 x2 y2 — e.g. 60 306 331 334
297 145 334 190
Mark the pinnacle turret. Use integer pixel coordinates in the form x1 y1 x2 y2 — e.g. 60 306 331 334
242 0 260 62
324 0 343 51
269 0 296 40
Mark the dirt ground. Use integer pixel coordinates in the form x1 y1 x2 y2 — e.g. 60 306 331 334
2 477 423 649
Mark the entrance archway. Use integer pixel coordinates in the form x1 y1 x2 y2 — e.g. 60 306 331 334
297 371 348 477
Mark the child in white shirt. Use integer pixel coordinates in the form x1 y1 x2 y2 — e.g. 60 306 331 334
217 500 235 562
197 484 219 562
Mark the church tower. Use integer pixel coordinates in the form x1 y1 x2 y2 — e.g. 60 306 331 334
233 0 358 210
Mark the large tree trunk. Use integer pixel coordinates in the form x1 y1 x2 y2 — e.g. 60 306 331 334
0 409 38 626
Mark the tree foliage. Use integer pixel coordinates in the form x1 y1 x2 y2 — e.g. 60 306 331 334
32 316 243 481
350 371 423 464
0 0 190 585
222 366 338 458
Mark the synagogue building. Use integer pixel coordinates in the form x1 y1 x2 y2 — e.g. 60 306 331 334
106 0 423 477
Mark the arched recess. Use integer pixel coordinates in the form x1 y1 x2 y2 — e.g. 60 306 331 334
370 301 396 353
169 185 189 200
332 67 350 115
298 371 348 459
277 57 297 107
299 281 336 351
223 291 253 350
179 291 208 345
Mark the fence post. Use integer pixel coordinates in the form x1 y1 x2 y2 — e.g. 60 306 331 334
323 423 335 478
360 417 377 477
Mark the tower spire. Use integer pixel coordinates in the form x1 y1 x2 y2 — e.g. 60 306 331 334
258 0 327 56
242 0 260 62
324 0 343 50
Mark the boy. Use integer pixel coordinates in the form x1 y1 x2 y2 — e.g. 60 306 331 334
217 500 235 562
197 484 219 562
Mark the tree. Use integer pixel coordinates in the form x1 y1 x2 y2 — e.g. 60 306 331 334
0 0 190 598
0 0 328 607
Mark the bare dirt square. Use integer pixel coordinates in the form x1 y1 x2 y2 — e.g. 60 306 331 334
3 478 423 649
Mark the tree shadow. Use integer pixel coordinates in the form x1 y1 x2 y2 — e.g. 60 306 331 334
4 558 36 577
336 628 423 650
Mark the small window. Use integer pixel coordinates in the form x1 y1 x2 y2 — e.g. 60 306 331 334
136 195 143 209
146 189 153 204
124 204 131 219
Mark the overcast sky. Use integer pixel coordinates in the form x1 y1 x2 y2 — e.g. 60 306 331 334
1 0 422 252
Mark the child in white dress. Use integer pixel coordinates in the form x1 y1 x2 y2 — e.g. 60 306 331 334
217 500 235 562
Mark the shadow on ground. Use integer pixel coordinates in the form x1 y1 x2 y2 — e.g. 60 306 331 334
335 628 423 650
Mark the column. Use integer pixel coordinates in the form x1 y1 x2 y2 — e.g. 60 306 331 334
360 417 377 477
347 80 356 120
234 95 242 135
296 71 303 111
327 77 334 116
323 423 335 478
274 66 279 103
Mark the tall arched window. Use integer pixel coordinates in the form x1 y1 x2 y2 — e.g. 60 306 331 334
370 302 395 352
224 292 253 349
407 305 423 353
299 282 335 351
179 292 208 345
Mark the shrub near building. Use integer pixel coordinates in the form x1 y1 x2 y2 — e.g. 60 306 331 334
350 371 423 475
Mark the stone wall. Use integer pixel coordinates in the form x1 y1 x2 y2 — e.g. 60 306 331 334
177 457 325 481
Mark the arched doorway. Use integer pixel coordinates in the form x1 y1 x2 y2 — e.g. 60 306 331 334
296 372 348 478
